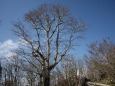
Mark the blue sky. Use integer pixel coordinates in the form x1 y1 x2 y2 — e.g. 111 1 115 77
0 0 115 57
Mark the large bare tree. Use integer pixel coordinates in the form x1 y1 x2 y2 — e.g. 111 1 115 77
13 4 86 86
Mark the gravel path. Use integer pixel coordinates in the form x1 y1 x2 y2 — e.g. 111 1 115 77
87 82 110 86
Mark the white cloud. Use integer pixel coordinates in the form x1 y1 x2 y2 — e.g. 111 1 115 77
0 39 18 58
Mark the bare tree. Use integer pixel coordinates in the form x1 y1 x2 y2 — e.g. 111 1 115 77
1 55 22 86
60 56 79 86
51 56 79 86
85 39 115 83
13 4 86 86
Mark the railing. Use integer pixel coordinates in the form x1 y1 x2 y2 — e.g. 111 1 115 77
87 82 110 86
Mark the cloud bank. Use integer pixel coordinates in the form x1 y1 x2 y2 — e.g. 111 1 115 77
0 39 18 58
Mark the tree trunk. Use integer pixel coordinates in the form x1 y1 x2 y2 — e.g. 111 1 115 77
5 72 6 86
43 70 50 86
39 74 43 86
